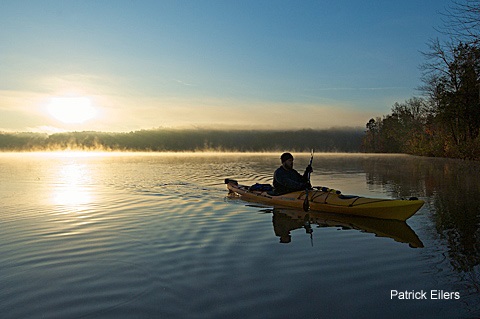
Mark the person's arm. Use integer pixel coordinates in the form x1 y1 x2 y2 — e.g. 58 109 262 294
274 169 307 191
302 165 313 189
303 165 313 179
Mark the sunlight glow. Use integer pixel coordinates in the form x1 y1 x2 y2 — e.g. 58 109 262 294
53 188 92 207
47 97 97 124
52 163 93 207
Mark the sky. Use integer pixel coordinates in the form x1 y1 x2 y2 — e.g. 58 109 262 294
1 0 453 133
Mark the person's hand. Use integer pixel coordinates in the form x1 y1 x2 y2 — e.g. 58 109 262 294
305 165 313 173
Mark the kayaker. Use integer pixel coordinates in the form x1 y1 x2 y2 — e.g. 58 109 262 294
273 152 313 195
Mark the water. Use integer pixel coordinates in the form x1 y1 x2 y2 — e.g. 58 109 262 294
1 152 479 319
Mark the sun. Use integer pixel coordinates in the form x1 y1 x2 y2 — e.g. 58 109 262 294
47 96 97 124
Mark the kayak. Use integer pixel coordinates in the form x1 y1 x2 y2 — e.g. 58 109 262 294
225 178 424 221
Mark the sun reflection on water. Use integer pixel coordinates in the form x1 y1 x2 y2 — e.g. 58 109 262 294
53 187 92 207
52 162 93 207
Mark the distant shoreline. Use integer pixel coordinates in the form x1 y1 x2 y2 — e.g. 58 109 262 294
0 128 364 153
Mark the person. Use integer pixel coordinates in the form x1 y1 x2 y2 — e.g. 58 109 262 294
272 152 313 195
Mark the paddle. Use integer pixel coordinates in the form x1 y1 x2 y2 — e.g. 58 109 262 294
303 149 314 212
304 213 314 246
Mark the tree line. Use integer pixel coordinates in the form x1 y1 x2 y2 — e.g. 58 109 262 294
0 128 364 152
362 0 480 160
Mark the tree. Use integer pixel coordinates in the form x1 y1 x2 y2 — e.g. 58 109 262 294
441 0 480 45
420 40 480 157
363 98 429 154
363 117 381 152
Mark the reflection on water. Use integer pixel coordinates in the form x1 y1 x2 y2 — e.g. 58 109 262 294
1 152 479 318
51 162 93 207
429 162 480 273
269 208 424 248
363 156 480 273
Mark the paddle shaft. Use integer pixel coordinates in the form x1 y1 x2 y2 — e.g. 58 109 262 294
303 150 314 211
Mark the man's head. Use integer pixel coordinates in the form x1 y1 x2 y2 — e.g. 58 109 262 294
280 152 294 169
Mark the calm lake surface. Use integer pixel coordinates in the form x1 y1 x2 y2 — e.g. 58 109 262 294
1 152 479 319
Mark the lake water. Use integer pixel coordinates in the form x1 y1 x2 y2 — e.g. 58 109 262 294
1 152 479 319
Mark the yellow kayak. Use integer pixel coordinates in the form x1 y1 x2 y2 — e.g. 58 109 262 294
225 179 424 221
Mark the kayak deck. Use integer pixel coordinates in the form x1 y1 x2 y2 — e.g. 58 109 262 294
225 178 424 221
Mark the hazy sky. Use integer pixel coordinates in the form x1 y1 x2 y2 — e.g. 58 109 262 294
1 0 452 132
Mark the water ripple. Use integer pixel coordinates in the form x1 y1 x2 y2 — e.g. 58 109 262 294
0 153 476 318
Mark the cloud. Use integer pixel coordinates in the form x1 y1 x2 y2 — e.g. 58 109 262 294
174 79 195 87
107 96 371 131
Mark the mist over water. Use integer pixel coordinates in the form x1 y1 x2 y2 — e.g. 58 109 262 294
1 152 479 318
0 128 364 152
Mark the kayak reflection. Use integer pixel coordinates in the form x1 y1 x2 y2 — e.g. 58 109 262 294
268 208 424 248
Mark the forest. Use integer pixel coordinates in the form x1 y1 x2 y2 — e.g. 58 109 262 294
0 128 364 153
362 0 480 160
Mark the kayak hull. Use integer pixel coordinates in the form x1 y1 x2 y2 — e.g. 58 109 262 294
225 179 424 221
